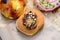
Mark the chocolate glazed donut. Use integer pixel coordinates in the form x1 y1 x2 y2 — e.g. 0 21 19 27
16 9 44 35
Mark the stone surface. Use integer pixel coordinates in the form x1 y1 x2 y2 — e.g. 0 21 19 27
0 0 60 40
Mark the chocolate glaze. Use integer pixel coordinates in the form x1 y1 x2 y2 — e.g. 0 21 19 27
23 11 37 30
2 0 7 3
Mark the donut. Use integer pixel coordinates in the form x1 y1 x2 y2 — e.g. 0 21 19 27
34 0 60 11
0 0 26 19
16 9 44 35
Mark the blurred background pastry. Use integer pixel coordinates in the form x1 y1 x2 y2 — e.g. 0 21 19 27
0 0 26 19
34 0 60 11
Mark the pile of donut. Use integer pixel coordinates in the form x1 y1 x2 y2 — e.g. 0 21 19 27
0 0 60 36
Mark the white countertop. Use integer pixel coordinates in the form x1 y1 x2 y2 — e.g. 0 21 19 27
0 0 60 40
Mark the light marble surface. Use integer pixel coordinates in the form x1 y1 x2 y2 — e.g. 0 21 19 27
0 0 60 40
